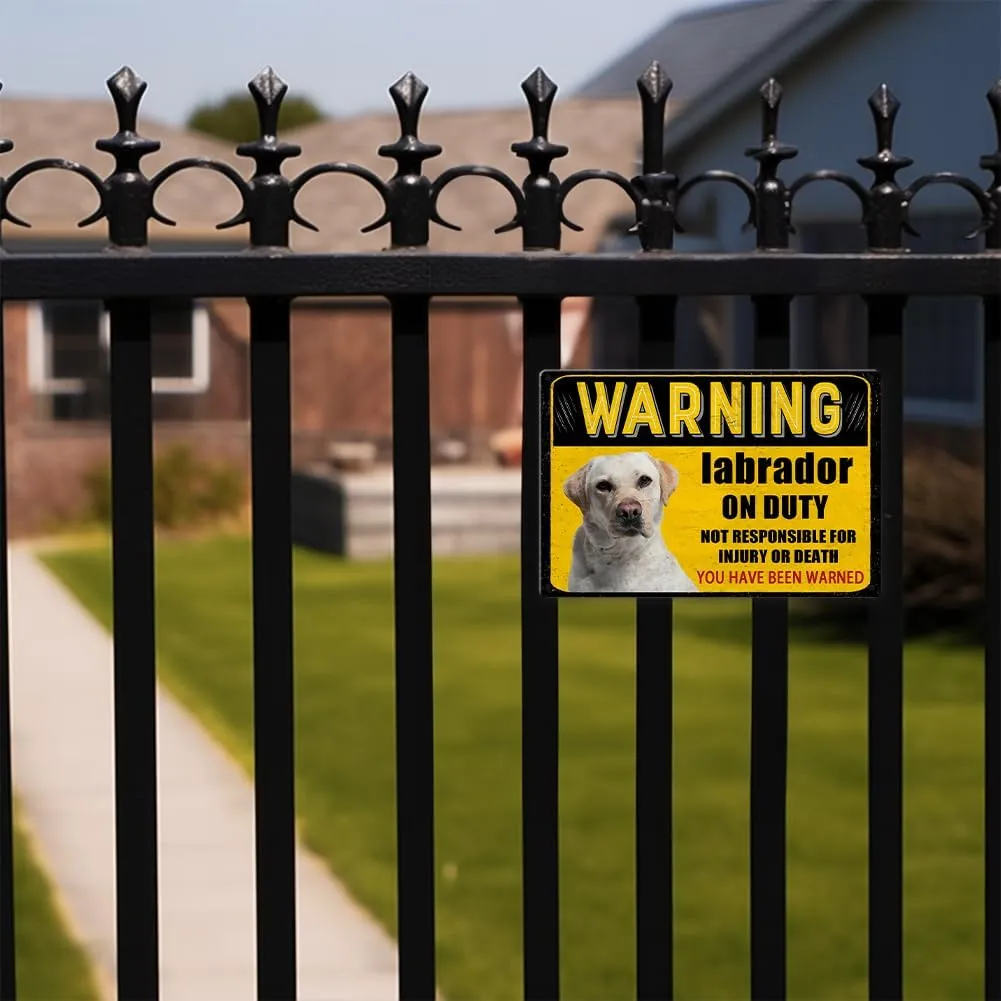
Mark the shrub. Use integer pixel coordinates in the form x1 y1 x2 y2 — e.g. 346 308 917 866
83 444 246 531
81 462 112 525
797 446 984 638
901 446 983 625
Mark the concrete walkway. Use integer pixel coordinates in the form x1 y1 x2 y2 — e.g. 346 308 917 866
8 544 401 1001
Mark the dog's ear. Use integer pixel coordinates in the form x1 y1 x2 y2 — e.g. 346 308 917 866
563 460 592 512
654 458 679 505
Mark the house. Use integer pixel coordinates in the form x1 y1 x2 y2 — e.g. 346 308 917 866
0 88 641 534
578 0 1000 454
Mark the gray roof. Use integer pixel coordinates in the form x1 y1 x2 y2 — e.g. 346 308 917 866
576 0 875 154
576 0 834 103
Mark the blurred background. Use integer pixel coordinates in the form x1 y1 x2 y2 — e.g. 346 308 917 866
1 1 999 998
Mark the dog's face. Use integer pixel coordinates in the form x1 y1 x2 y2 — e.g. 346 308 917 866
563 452 679 541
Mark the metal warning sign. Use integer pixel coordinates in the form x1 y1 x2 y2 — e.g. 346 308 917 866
540 370 880 597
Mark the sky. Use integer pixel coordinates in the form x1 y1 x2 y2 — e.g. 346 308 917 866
0 0 714 127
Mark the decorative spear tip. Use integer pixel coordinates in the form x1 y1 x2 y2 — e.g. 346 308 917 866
521 67 557 106
389 71 430 112
104 66 149 134
0 80 11 154
249 66 289 107
987 80 1001 134
760 77 783 109
868 82 900 120
637 60 673 103
107 66 146 103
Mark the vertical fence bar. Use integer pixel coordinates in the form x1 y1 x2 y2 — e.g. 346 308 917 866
0 98 14 1001
865 294 905 1001
633 62 677 1001
981 80 1001 1001
986 285 1000 1001
236 67 305 1001
94 67 163 1001
248 296 297 1001
635 299 676 1001
513 67 565 1001
749 310 790 1001
375 71 442 1001
0 96 14 993
858 85 908 1001
107 297 160 1001
521 295 562 1001
746 79 796 1001
390 295 436 1000
0 251 14 1001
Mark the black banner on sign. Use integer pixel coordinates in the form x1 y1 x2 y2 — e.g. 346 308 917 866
541 370 881 598
550 374 870 447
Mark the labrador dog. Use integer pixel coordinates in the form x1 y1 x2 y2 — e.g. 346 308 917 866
563 451 697 593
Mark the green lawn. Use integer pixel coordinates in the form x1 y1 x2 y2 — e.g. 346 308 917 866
13 809 101 1001
44 536 984 1001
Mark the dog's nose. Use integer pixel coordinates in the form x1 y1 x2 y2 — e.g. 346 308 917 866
616 500 642 521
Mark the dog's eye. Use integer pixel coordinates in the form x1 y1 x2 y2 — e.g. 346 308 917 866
637 475 653 488
595 480 613 492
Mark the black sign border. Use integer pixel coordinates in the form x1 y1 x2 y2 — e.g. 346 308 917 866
539 369 882 600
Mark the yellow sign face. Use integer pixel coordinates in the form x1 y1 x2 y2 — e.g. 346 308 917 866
541 371 879 597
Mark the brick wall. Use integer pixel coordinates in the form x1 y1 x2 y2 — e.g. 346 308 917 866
1 297 576 535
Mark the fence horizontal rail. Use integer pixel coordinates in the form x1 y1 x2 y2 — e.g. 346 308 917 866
1 251 998 300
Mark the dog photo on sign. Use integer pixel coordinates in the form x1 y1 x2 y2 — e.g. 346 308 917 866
562 451 698 594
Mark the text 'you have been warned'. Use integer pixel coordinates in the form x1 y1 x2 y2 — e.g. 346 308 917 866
541 371 880 598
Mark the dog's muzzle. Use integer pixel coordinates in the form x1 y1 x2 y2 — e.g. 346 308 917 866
615 500 643 534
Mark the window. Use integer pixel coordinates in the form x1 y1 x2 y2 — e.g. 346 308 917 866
796 217 983 425
28 299 211 409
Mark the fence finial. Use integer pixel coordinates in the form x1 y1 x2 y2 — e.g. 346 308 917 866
0 81 11 158
94 66 168 247
221 66 306 248
512 68 567 250
630 60 678 250
248 67 287 138
637 61 672 177
759 78 783 140
744 78 798 249
512 68 569 175
857 83 914 249
384 74 435 155
555 59 681 251
228 67 306 248
0 81 11 242
858 84 912 186
379 72 442 174
513 69 567 174
377 72 441 248
240 67 302 173
981 80 1001 249
865 84 905 165
106 67 147 130
988 80 1001 152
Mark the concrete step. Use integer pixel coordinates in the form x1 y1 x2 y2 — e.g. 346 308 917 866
348 527 521 560
346 497 520 531
292 467 523 559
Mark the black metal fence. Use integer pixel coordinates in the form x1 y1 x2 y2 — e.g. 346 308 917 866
0 61 999 1001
